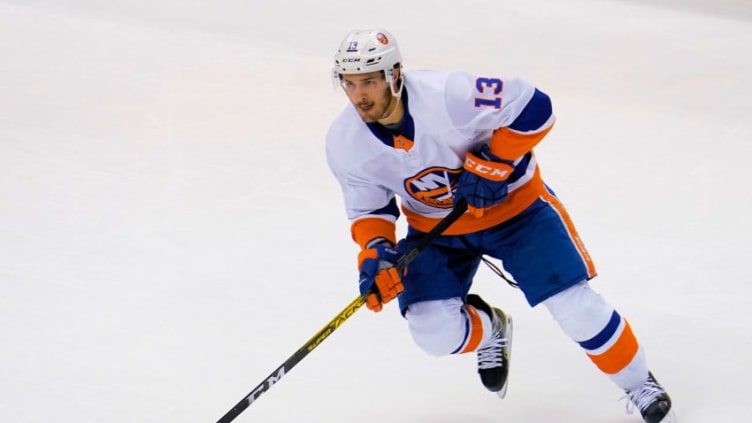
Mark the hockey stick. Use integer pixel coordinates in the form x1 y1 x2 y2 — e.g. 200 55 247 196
216 198 467 423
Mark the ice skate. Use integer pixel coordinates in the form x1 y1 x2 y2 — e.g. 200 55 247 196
625 372 677 423
467 294 513 398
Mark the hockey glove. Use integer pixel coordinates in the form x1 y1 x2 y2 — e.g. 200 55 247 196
358 244 405 312
454 144 515 218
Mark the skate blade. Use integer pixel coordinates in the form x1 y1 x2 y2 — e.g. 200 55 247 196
659 409 677 423
496 382 508 399
495 314 513 400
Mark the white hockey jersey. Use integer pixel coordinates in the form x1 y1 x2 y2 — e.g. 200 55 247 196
326 69 555 249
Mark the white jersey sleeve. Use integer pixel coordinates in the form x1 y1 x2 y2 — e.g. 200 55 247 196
443 71 537 135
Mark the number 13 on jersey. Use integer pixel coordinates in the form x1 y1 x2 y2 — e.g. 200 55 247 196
474 77 503 109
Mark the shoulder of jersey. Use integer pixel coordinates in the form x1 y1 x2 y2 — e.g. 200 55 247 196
327 104 361 141
405 70 476 104
325 105 369 166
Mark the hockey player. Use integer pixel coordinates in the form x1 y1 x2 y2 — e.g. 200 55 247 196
325 28 676 423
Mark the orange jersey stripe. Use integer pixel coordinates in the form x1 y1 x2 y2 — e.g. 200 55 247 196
460 305 484 354
403 168 547 235
351 217 397 250
586 320 640 374
488 123 554 162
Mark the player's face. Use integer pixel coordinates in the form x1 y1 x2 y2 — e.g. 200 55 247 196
340 71 394 123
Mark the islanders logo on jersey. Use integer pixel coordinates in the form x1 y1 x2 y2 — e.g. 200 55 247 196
404 167 462 209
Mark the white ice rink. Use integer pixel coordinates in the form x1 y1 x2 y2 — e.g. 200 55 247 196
1 0 751 422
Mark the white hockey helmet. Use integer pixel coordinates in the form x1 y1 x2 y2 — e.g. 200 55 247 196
333 29 403 96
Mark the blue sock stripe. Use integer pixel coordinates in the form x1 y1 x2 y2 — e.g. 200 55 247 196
578 310 620 351
451 308 471 355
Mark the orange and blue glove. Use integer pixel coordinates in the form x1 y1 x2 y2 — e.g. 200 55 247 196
358 244 405 312
454 144 515 218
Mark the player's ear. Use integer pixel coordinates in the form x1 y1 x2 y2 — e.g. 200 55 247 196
392 65 402 92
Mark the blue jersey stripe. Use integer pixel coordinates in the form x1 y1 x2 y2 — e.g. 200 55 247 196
509 89 552 132
367 197 400 219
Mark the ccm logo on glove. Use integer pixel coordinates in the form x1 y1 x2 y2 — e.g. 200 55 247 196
464 153 512 181
454 144 516 218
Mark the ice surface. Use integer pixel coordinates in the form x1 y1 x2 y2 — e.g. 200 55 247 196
1 1 751 422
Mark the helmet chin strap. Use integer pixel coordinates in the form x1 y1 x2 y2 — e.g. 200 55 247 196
378 94 402 125
378 68 404 124
386 67 403 97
